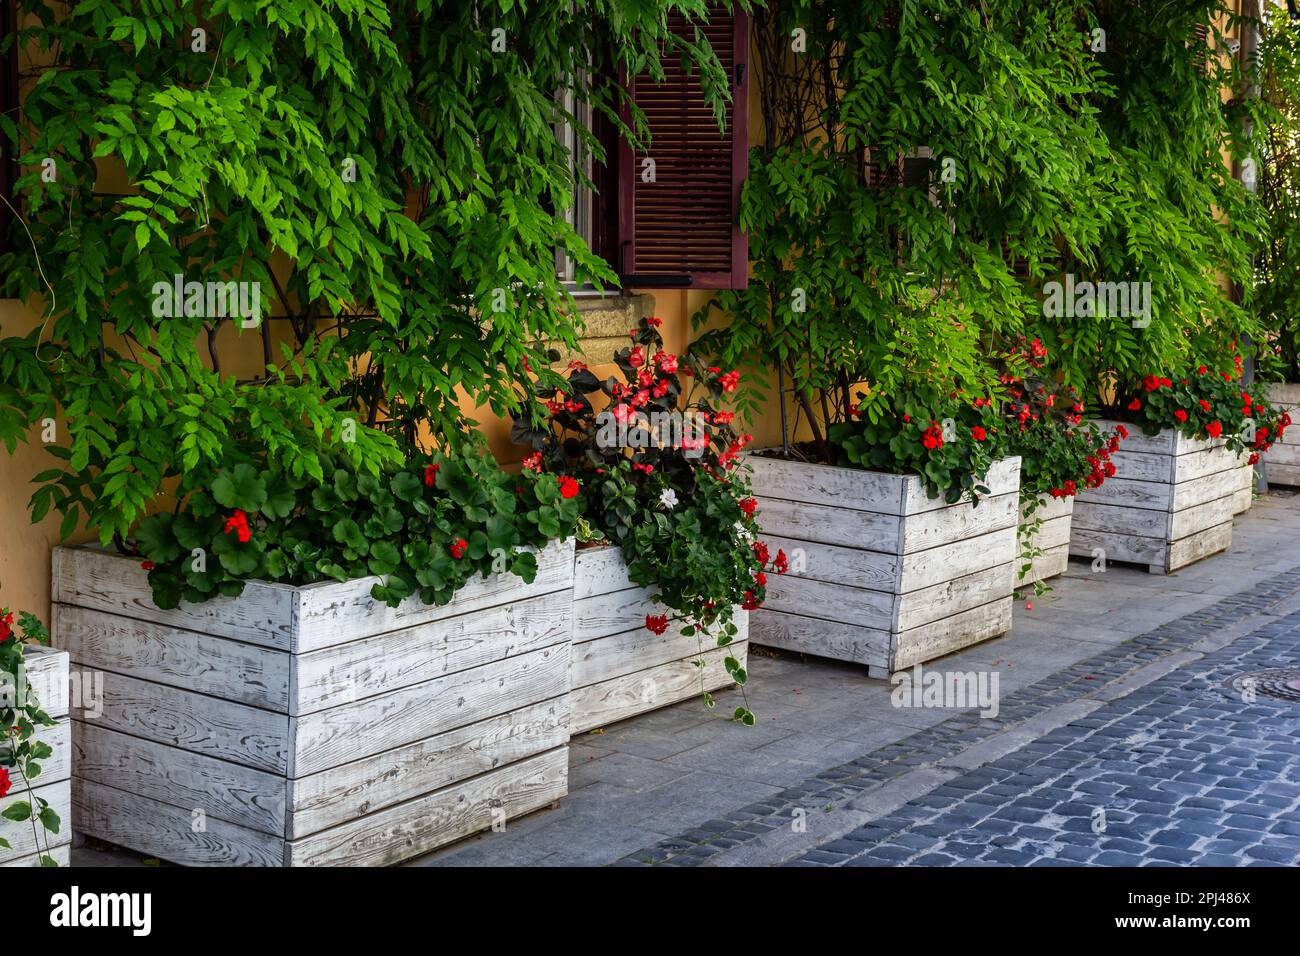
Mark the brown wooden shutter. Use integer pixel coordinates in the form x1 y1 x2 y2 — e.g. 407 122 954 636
0 0 18 255
617 8 748 290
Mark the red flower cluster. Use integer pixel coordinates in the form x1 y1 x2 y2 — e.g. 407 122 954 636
223 509 251 544
0 610 13 643
739 497 758 517
559 476 580 499
921 420 944 450
449 538 468 559
423 463 440 487
0 767 10 799
522 452 543 472
645 613 670 635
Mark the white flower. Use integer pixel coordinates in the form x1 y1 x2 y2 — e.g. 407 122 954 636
659 488 679 510
734 521 752 541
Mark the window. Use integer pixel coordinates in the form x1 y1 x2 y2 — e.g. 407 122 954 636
557 7 750 291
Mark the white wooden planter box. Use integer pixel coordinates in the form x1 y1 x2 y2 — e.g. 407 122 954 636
745 455 1021 678
571 545 747 734
1018 494 1074 587
1262 382 1300 488
0 646 72 867
51 541 575 867
1069 421 1237 574
1231 455 1253 515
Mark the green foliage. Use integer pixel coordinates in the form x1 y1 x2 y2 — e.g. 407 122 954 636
133 444 582 608
1042 1 1261 394
0 0 739 545
1252 12 1300 382
694 0 1113 445
828 381 1002 504
0 609 61 867
513 316 772 723
1121 363 1292 456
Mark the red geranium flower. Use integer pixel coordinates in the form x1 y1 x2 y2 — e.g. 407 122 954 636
140 561 155 571
0 767 10 799
522 452 543 472
423 463 440 487
223 509 251 544
449 538 468 559
559 476 580 499
1174 409 1188 423
739 497 757 517
1206 421 1223 438
971 426 987 442
645 614 669 635
1127 399 1142 411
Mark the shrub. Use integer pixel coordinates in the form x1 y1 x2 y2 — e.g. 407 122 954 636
0 609 60 867
133 445 582 609
513 316 782 724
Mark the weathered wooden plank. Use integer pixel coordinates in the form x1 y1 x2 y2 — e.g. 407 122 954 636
573 613 749 688
72 722 287 836
1068 525 1166 567
747 452 907 514
53 547 294 650
1021 545 1069 586
20 645 69 719
758 535 899 591
1167 521 1233 573
1170 468 1241 512
77 669 289 775
748 610 890 669
1022 494 1074 524
1031 513 1074 551
292 592 570 715
0 844 71 867
290 644 569 777
901 492 1019 554
895 562 1015 632
1265 441 1300 465
12 719 71 787
899 526 1016 592
0 780 72 861
902 456 1021 515
73 778 284 866
573 545 636 600
1094 420 1175 455
574 586 668 644
1170 496 1234 541
54 604 290 712
893 598 1013 672
760 573 893 631
750 496 900 551
1172 443 1237 484
1072 499 1168 539
285 747 569 867
292 538 576 653
1266 461 1300 487
1106 450 1174 483
288 697 569 840
1074 475 1171 510
570 645 744 733
1264 381 1300 407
